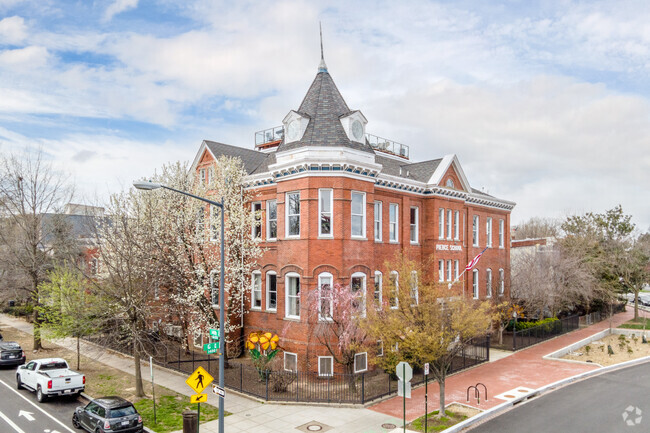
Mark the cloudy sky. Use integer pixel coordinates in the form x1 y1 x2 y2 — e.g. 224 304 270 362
1 0 649 230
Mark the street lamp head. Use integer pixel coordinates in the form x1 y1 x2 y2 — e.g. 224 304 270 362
133 180 163 191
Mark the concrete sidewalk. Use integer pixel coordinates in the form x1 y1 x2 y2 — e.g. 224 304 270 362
1 311 640 432
369 309 638 422
0 314 401 433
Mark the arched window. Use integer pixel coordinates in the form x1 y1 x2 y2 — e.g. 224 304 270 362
266 271 277 311
374 271 382 309
472 269 479 299
498 269 505 296
486 268 492 298
351 272 366 316
318 272 333 321
285 272 300 319
389 271 399 309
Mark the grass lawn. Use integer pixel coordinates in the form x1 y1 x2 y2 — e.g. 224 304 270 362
408 409 469 432
0 323 228 433
619 317 650 330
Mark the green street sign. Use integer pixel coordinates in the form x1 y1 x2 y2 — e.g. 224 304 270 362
203 342 219 352
209 328 220 339
206 347 218 355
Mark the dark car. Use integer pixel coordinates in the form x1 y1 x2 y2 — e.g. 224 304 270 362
0 336 26 367
72 396 143 433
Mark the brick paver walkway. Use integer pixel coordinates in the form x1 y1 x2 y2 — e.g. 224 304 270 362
370 309 639 422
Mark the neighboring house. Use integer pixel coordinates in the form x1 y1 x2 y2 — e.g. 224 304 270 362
511 237 557 261
42 203 103 276
190 56 515 373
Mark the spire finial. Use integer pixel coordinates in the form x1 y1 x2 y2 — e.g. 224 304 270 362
318 21 328 73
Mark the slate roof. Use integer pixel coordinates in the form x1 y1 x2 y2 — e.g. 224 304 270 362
204 140 270 175
276 71 375 154
374 154 442 183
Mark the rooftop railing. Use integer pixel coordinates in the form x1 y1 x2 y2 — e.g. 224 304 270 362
255 126 284 147
366 133 409 159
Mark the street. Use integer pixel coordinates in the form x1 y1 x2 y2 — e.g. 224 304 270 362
472 361 650 432
0 365 83 433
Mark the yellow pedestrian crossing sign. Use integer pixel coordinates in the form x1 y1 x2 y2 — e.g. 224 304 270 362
186 366 213 394
190 393 208 404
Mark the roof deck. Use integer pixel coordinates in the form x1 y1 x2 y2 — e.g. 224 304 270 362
254 127 409 159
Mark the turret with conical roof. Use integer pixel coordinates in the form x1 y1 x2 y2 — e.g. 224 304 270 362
277 34 372 155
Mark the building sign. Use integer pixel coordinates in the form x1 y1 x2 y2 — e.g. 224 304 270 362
436 244 462 251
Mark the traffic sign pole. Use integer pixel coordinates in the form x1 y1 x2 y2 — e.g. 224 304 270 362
403 363 406 433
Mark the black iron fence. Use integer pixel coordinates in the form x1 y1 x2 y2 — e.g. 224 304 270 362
89 335 490 405
512 315 579 351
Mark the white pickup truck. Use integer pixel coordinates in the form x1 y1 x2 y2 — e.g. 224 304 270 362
16 358 85 402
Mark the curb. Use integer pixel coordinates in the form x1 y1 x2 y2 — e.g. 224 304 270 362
442 356 650 432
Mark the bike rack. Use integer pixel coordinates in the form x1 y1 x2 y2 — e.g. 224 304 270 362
466 382 488 405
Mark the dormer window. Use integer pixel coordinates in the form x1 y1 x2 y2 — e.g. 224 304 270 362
340 111 368 143
282 110 308 144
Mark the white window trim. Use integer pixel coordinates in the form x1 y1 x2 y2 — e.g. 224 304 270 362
210 205 219 242
351 191 366 239
318 272 334 321
410 206 419 244
354 352 368 373
374 201 382 242
472 269 479 299
284 352 298 372
439 208 445 240
374 271 382 310
266 200 277 241
454 260 459 280
486 217 493 248
410 271 418 306
486 268 492 298
389 271 399 309
447 209 452 240
251 271 262 310
499 219 505 248
210 270 220 308
285 272 301 319
251 202 262 239
473 215 479 247
285 192 300 239
266 271 277 311
499 268 505 296
351 272 367 317
389 203 399 243
318 356 334 377
193 330 203 348
446 259 452 282
439 260 444 282
318 189 333 238
454 210 460 240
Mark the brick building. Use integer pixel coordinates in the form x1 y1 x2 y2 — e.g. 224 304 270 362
190 56 515 374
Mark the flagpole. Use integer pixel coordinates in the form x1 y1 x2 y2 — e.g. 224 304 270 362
449 246 488 298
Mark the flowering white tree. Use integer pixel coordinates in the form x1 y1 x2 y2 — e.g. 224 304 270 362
145 156 262 356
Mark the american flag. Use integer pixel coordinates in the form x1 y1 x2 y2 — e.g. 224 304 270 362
465 247 488 271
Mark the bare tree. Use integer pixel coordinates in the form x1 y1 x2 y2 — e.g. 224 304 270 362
511 243 598 318
94 190 160 397
0 150 75 350
512 217 559 240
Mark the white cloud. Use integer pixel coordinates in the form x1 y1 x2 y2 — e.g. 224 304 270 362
0 45 48 68
104 0 139 22
0 16 27 44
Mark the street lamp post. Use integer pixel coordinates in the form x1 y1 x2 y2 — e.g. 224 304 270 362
133 180 226 433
